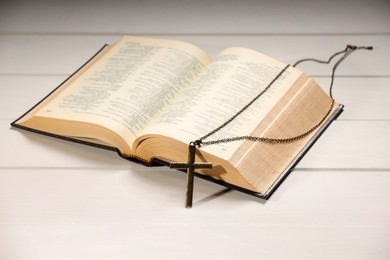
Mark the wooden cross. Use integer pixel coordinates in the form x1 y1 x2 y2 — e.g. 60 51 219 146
169 142 212 208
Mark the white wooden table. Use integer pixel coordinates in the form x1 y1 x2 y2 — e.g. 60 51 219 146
1 1 389 259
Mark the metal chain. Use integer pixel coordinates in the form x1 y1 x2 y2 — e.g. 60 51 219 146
194 45 372 148
199 99 335 146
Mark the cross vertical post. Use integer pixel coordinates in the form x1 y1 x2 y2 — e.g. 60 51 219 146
169 142 212 208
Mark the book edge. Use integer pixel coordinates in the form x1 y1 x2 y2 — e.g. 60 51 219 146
10 122 150 165
262 103 344 199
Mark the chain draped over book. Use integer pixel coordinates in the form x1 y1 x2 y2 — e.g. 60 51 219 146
195 45 373 147
171 44 373 208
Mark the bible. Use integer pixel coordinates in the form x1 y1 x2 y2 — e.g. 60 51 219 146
11 36 344 199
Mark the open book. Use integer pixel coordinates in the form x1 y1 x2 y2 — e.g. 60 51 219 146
12 36 343 198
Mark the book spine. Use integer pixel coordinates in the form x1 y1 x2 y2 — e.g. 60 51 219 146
120 153 152 166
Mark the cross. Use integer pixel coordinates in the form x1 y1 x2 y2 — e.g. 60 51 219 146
169 142 212 208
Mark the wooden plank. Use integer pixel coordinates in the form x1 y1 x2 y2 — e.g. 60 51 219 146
1 0 389 34
3 119 390 169
1 169 389 259
314 77 390 121
0 35 387 76
0 75 65 119
2 76 390 120
298 120 390 170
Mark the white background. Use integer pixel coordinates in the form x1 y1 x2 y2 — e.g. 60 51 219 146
1 0 389 259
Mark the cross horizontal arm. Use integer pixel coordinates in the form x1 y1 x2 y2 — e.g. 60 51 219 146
169 162 189 169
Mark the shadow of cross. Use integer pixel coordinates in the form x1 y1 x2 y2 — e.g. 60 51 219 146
170 142 212 208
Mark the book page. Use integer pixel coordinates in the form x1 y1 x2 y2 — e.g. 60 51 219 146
34 36 212 147
140 47 302 159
